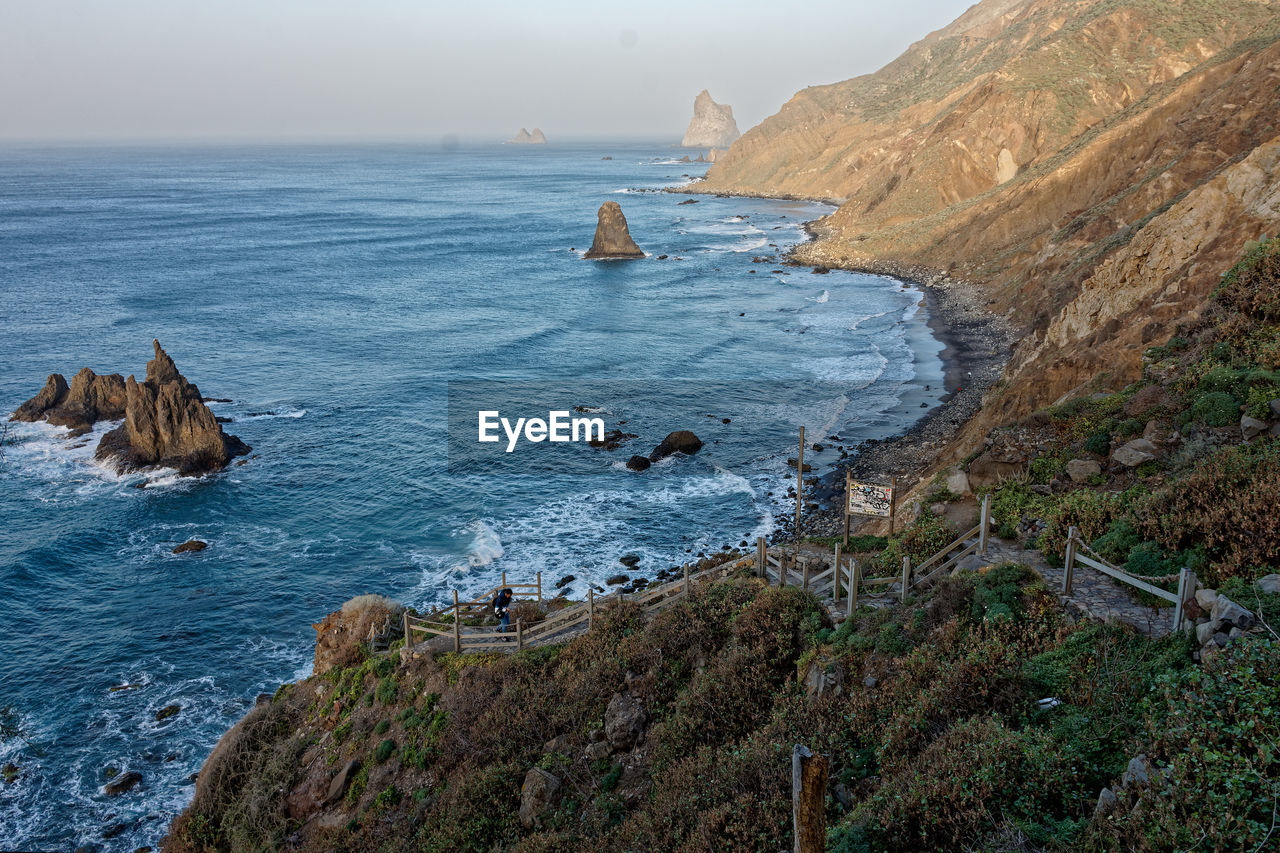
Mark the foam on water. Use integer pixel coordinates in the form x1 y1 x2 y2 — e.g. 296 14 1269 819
0 143 947 852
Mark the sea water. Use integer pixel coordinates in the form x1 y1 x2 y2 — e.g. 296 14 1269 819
0 141 943 850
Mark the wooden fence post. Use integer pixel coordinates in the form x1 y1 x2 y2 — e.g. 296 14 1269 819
900 556 910 603
1174 568 1196 633
516 618 524 651
536 572 542 602
843 469 851 548
848 560 859 617
1062 526 1078 594
452 590 461 653
402 611 412 651
588 588 595 627
832 545 842 604
796 426 805 540
979 494 991 555
792 744 828 853
684 566 691 597
801 557 810 592
757 536 767 578
889 476 899 538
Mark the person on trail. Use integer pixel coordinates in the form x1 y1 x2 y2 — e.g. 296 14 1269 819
493 588 514 632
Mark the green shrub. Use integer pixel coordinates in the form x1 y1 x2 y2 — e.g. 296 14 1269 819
375 675 398 704
1246 382 1280 420
1091 640 1280 851
1028 455 1066 485
373 719 389 736
1083 431 1112 456
1214 236 1280 321
1137 438 1280 584
1190 391 1240 427
1038 490 1122 564
374 738 395 763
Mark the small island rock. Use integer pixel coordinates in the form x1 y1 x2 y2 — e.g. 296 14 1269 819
584 201 645 259
681 90 740 149
649 430 703 462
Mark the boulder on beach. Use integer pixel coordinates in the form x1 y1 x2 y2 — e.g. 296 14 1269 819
649 430 702 462
584 201 645 259
681 90 740 149
94 340 250 476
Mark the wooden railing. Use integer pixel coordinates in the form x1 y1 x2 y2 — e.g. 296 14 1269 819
1061 525 1195 633
403 556 754 653
757 495 991 616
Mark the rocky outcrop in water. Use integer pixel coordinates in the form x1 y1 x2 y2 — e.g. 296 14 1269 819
92 340 249 476
584 201 645 259
680 90 739 148
508 127 547 144
11 368 127 436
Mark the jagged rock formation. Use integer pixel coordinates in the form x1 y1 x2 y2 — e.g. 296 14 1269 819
94 340 249 475
508 127 547 144
695 0 1280 459
680 90 739 148
12 340 249 474
584 201 645 259
11 368 127 436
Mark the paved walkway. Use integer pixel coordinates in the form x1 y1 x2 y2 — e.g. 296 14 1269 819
981 538 1176 638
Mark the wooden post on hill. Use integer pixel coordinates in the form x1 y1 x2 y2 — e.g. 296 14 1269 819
452 590 462 653
847 560 859 617
843 469 851 548
684 566 691 598
801 557 810 592
900 556 910 604
516 618 524 651
792 744 828 853
757 536 767 579
796 427 805 539
832 544 842 605
978 494 991 555
1062 526 1079 594
888 476 899 537
402 611 412 651
588 589 595 628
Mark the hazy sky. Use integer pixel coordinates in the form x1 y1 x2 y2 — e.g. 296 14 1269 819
0 0 977 142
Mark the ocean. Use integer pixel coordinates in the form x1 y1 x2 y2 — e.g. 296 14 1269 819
0 141 943 850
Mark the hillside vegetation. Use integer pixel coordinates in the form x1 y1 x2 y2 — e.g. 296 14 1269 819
163 569 1278 852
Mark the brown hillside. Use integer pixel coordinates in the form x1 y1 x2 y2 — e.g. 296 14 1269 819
698 0 1280 439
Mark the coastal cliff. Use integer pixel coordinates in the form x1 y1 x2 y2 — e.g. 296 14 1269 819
696 0 1280 487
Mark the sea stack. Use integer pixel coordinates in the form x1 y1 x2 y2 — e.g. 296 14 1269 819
95 340 250 476
681 90 740 148
508 127 547 144
10 368 127 437
584 201 645 259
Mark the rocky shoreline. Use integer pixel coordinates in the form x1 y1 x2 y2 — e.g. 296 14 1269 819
787 256 1015 540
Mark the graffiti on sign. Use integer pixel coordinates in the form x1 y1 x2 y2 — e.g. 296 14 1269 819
848 481 894 518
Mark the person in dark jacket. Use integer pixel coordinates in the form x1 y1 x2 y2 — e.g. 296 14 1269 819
493 588 514 632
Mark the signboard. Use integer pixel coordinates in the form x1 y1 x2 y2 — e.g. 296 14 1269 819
847 481 894 518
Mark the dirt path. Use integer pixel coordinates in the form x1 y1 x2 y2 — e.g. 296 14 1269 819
982 537 1177 638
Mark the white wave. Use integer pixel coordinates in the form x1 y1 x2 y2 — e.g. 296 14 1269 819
461 519 504 568
809 290 830 304
848 310 890 331
238 407 306 421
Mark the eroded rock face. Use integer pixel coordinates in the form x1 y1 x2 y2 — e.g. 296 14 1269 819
11 368 127 435
94 340 249 476
604 693 647 751
584 201 645 259
519 767 562 828
681 90 740 148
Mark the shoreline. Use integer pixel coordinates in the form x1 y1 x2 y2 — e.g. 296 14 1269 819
762 213 1015 541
